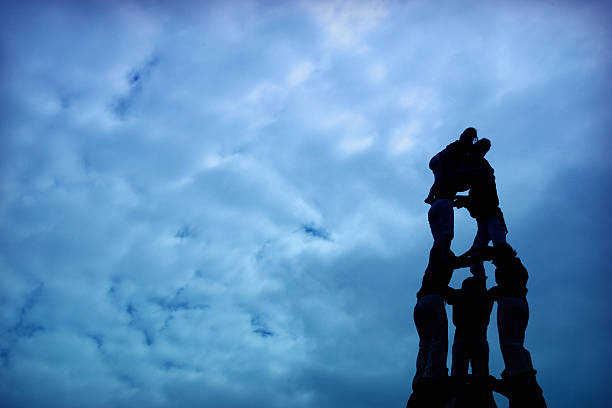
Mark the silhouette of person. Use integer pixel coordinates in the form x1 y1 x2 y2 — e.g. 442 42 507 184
407 250 492 408
425 127 477 205
408 245 457 407
445 277 497 407
488 244 547 407
426 128 477 252
454 138 508 278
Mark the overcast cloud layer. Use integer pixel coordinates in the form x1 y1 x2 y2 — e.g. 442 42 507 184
1 1 611 407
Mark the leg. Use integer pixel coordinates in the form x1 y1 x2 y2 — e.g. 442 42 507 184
469 339 490 377
497 297 534 376
497 299 547 405
503 371 547 408
469 219 490 278
413 299 432 388
424 295 449 379
411 295 450 408
428 199 454 251
451 338 469 378
486 215 507 247
413 295 448 380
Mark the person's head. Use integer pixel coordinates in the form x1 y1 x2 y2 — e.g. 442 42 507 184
461 276 485 294
494 256 528 287
491 243 517 267
473 138 491 158
459 127 478 145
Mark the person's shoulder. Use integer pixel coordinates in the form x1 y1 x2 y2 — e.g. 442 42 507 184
482 158 494 170
445 140 461 151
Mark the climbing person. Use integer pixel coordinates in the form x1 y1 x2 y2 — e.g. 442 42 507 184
425 127 477 205
426 128 478 252
454 138 508 278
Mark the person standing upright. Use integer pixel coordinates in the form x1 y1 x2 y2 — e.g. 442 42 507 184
488 245 547 407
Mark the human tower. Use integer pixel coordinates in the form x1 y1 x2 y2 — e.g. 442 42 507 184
407 128 547 408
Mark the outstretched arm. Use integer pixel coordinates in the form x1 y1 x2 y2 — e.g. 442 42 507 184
454 253 473 269
456 245 495 270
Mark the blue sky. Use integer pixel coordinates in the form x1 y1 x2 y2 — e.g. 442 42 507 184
0 0 611 407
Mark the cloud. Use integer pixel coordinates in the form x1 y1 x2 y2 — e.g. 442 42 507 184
287 61 316 87
338 134 374 156
300 224 332 241
302 0 389 48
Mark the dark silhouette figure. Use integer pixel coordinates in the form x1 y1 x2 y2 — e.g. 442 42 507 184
425 127 477 205
408 248 493 408
454 138 508 278
408 245 457 408
426 128 478 252
488 244 547 407
445 277 497 407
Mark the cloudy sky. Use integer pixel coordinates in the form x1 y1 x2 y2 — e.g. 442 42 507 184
0 0 611 407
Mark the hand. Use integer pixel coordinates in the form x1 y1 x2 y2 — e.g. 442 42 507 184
453 196 468 208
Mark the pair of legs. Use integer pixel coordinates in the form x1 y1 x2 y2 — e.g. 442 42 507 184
451 337 489 377
497 297 534 376
450 338 497 408
413 294 448 387
496 297 547 407
428 199 454 251
470 215 506 278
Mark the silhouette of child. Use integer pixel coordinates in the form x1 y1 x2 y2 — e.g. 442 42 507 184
445 277 493 377
444 277 497 407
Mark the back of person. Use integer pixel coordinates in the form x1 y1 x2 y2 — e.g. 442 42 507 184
493 248 529 299
425 128 478 203
417 245 456 299
451 278 493 339
464 140 500 220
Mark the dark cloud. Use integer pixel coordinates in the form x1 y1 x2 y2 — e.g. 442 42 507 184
301 224 332 241
251 315 274 338
174 224 197 239
111 55 159 119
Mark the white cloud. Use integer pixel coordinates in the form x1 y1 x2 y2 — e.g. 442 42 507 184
287 61 316 86
338 134 374 156
388 122 422 154
301 0 389 48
